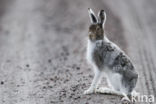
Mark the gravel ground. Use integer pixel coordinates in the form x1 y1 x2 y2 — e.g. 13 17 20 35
0 0 156 104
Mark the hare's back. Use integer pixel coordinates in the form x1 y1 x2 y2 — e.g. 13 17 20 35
92 40 121 67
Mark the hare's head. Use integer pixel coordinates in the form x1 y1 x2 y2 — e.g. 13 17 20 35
88 8 106 41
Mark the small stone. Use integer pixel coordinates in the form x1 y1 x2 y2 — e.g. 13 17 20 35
50 101 55 103
50 78 53 81
76 67 80 70
48 86 53 88
17 85 20 87
89 75 93 78
6 60 11 63
48 59 51 63
46 82 50 84
43 86 46 89
1 81 4 85
26 64 29 67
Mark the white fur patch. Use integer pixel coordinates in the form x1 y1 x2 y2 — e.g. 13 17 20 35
86 39 96 64
105 70 122 91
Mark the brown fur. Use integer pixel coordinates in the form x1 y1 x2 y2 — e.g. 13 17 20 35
88 24 104 41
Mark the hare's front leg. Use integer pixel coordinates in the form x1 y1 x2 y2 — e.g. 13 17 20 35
84 69 102 94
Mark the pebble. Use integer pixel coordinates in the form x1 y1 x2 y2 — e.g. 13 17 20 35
26 64 29 67
48 59 52 63
76 67 80 70
43 86 46 89
1 81 4 85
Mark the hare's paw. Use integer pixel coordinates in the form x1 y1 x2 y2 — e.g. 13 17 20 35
96 87 113 94
131 90 140 98
84 87 96 95
121 96 130 104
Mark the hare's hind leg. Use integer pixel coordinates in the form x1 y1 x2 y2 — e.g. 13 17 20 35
121 93 131 103
84 69 102 94
120 90 140 103
96 87 131 102
96 87 123 96
120 76 138 103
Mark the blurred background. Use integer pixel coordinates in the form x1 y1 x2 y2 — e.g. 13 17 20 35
0 0 156 104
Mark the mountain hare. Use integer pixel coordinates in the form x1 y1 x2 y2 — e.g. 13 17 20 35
84 8 139 102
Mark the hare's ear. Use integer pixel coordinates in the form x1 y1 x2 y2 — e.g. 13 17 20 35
98 10 106 28
88 8 97 24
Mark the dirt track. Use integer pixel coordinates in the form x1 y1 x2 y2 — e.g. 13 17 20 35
0 0 156 104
